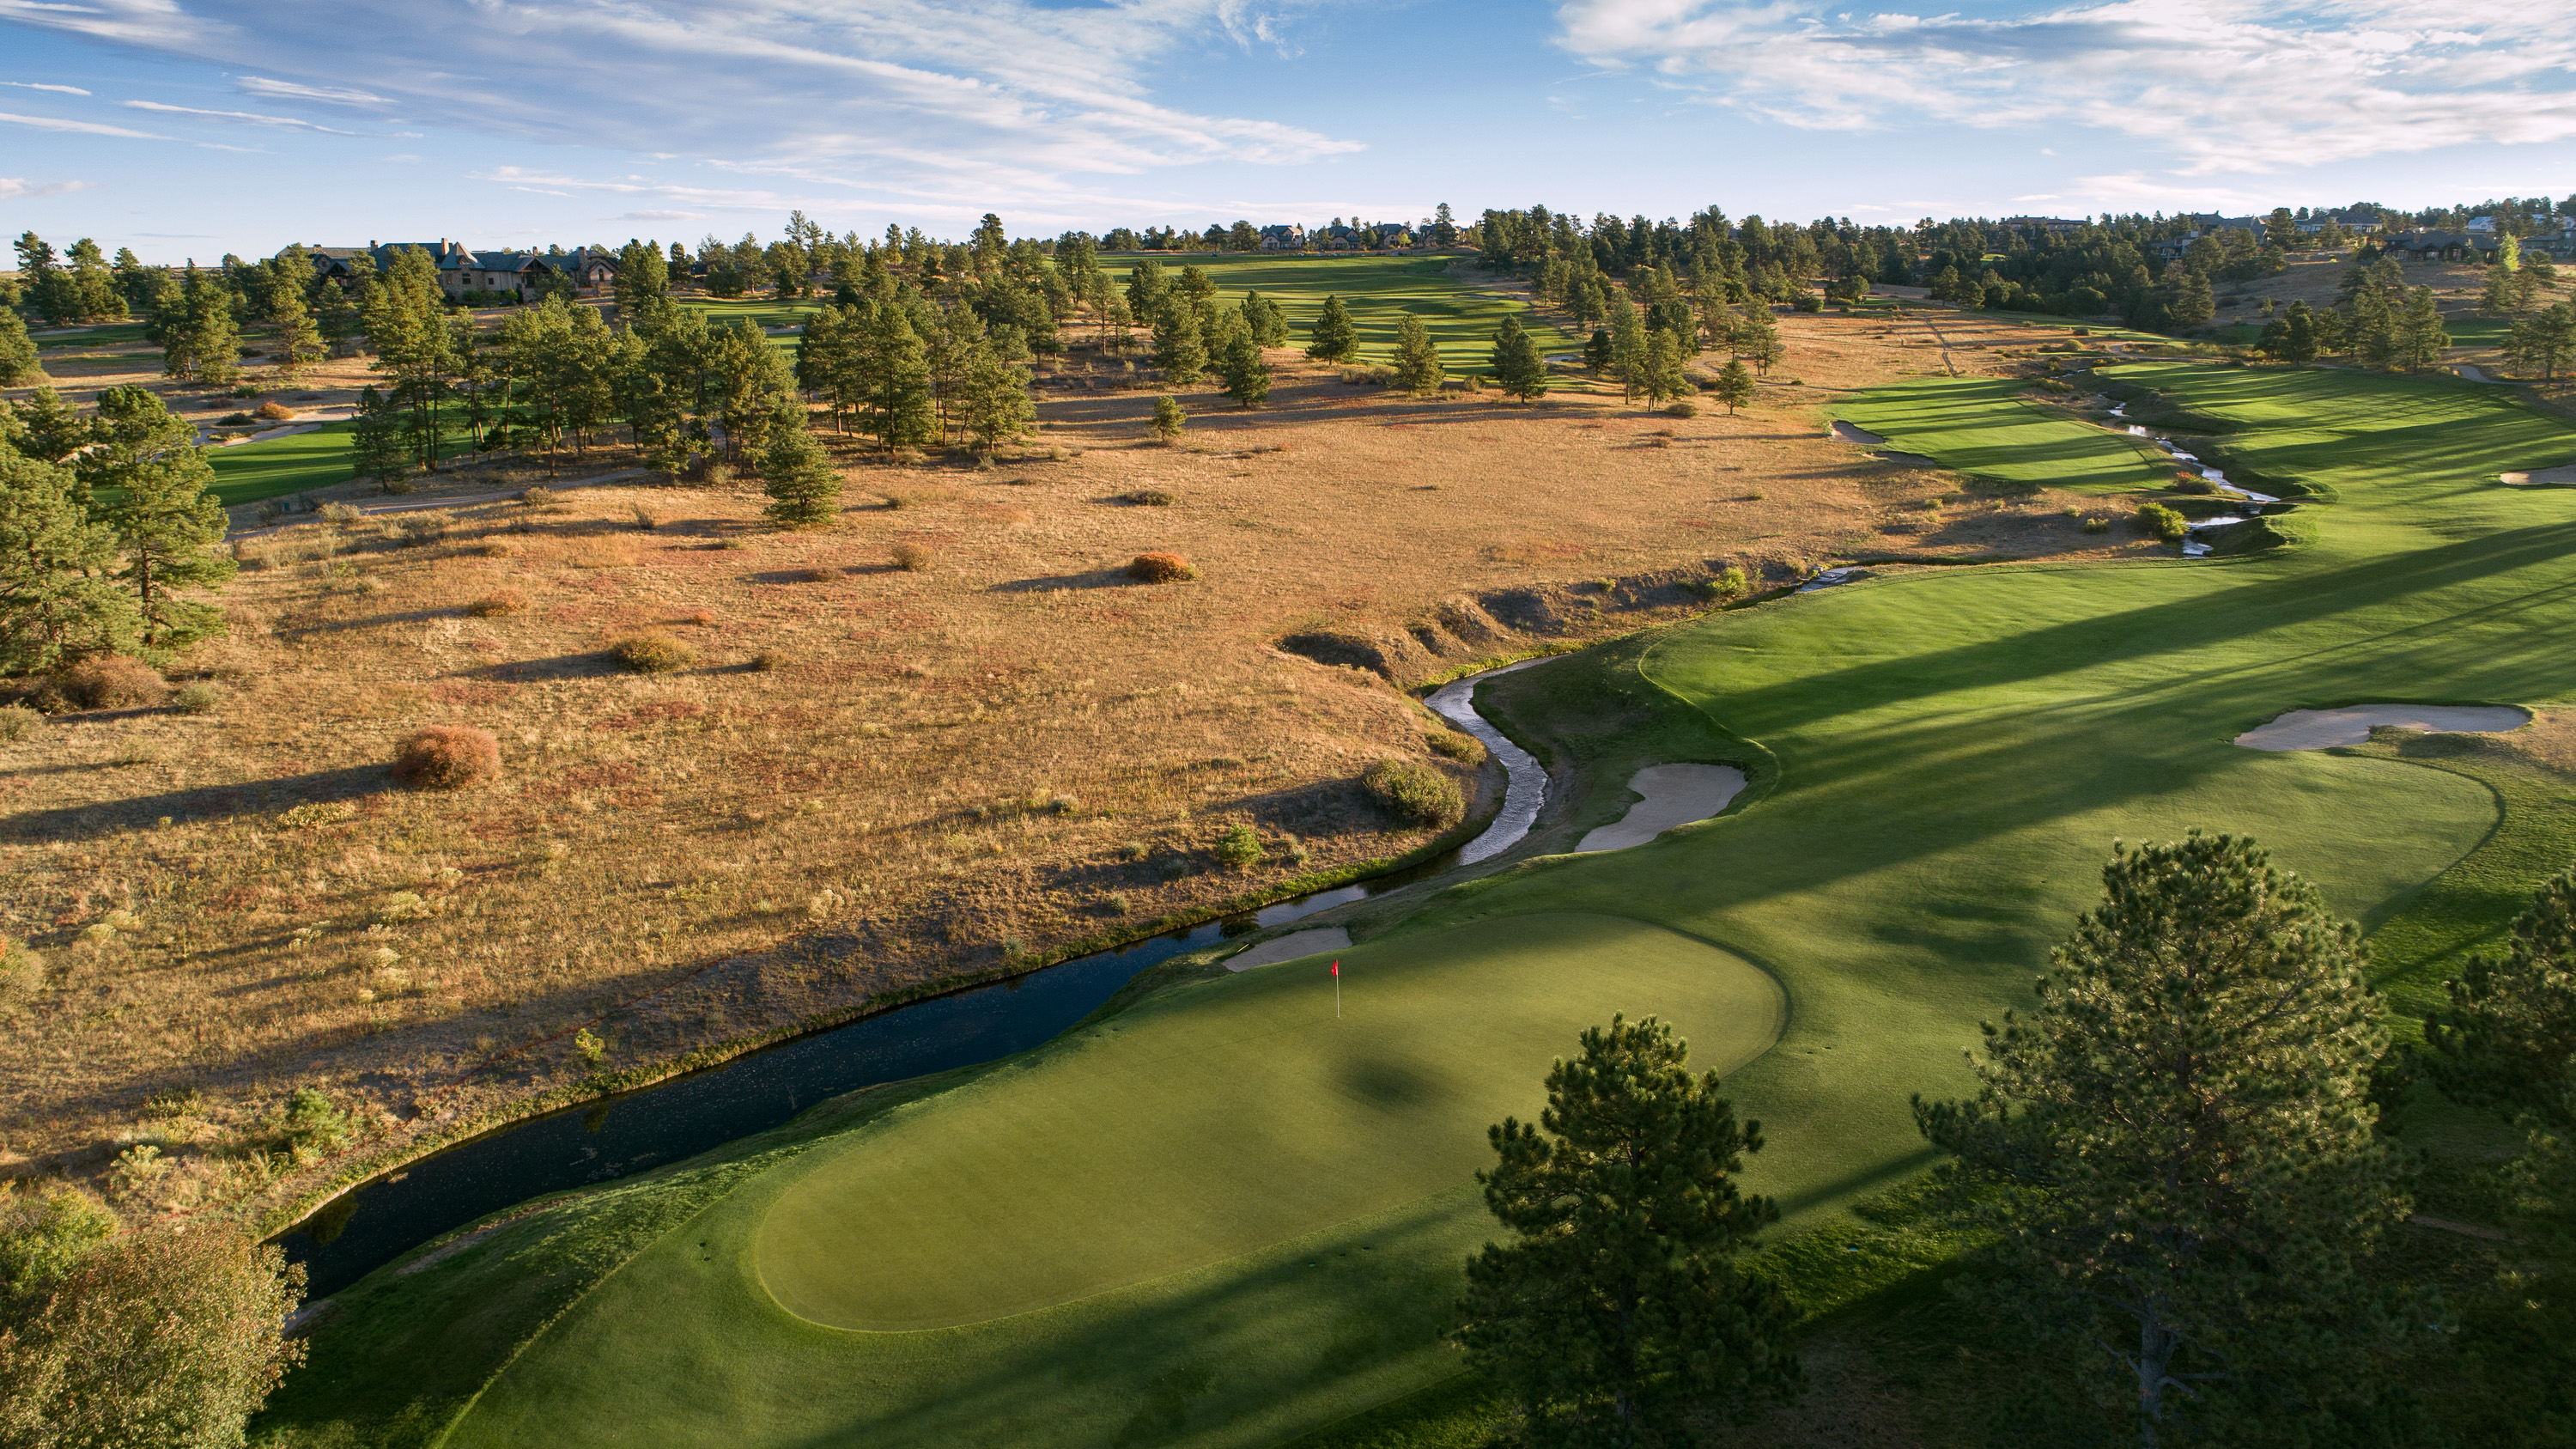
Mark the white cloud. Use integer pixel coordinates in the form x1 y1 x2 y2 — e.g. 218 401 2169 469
616 209 711 222
235 76 386 105
0 107 163 137
3 0 1365 198
2 79 92 94
1555 0 2576 174
121 99 359 133
0 176 96 197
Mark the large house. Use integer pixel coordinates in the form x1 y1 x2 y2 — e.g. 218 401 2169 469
1258 224 1307 252
289 240 618 301
2294 210 2383 237
2002 216 2087 235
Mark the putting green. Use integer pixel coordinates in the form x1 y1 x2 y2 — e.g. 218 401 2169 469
753 913 1783 1331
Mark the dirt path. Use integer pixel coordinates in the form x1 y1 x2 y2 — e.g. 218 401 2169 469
226 467 657 539
1916 312 1961 375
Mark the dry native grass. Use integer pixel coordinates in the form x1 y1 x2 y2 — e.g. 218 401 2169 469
0 311 2148 1221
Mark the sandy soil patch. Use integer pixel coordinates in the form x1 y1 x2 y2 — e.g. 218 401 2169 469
2235 704 2533 751
2500 465 2576 485
1224 927 1352 972
1576 764 1749 851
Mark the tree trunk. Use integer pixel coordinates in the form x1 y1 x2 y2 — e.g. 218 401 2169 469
2136 1300 2174 1449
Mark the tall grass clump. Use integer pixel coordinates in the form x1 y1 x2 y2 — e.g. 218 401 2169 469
1127 552 1196 583
49 656 167 710
392 725 502 789
466 588 528 618
607 632 696 673
1363 758 1465 829
0 705 39 742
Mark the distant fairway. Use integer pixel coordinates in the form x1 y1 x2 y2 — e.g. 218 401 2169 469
755 914 1783 1331
263 355 2576 1449
1833 375 2170 492
203 422 477 508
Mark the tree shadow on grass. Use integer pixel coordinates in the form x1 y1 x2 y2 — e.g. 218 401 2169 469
1 764 390 843
456 653 628 684
988 569 1143 594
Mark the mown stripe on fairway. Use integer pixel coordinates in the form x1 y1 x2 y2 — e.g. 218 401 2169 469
1833 375 2170 493
750 912 1783 1331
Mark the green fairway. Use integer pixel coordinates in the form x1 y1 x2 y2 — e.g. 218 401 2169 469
1127 255 1588 368
262 358 2576 1449
202 422 477 507
1832 374 2171 492
756 914 1782 1331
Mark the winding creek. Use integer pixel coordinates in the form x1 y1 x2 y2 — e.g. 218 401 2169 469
277 658 1558 1299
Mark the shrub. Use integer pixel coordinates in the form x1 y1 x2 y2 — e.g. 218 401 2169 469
385 511 452 546
1362 758 1465 829
0 704 37 742
254 400 293 421
1127 551 1195 583
1150 395 1187 442
1214 823 1264 871
220 411 252 426
2174 473 2216 496
795 566 836 582
750 651 784 671
519 485 556 507
1117 490 1177 506
378 476 415 496
608 632 695 673
466 588 528 617
1425 728 1485 764
52 656 167 710
173 681 224 715
1692 565 1751 602
392 724 502 789
1665 401 1698 418
891 543 933 572
2134 502 2190 544
317 502 363 527
630 503 659 532
1103 892 1132 916
2082 517 2111 534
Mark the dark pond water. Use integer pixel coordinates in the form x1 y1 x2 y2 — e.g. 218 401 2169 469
277 662 1556 1298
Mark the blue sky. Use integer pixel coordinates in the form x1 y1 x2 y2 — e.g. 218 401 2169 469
3 0 2572 263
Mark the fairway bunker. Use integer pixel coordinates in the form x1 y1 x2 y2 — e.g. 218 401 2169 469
1576 764 1748 852
2235 704 2532 752
1226 926 1351 971
2500 465 2576 486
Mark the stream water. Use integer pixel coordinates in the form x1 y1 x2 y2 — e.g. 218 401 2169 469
2115 413 2281 557
276 660 1557 1299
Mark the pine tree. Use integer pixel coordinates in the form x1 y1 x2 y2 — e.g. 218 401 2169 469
958 344 1036 454
0 307 43 388
1915 834 2409 1447
1390 314 1444 399
613 239 672 325
1217 325 1271 409
1304 295 1358 362
7 388 94 465
1455 1015 1800 1444
1151 300 1206 386
2395 285 2451 372
708 320 790 465
162 275 241 387
1489 315 1546 402
2278 300 2319 365
2506 302 2576 381
860 309 936 452
1733 304 1784 375
1639 330 1690 407
87 387 234 653
1712 359 1754 414
0 447 137 674
2432 863 2576 1116
1582 327 1613 374
2168 269 2215 329
2483 235 2524 317
266 282 326 380
367 248 458 470
1240 291 1290 346
65 240 125 323
1149 394 1186 443
349 384 410 490
759 397 840 527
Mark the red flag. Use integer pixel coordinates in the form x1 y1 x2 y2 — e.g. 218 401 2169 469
1330 960 1340 977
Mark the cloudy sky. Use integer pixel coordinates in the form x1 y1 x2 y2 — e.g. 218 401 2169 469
3 0 2570 261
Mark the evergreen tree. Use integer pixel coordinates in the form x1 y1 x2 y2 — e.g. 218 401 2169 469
1639 330 1691 407
1607 294 1646 401
1149 394 1186 442
1733 305 1785 375
161 274 241 387
1390 314 1445 399
958 344 1036 454
2432 863 2576 1117
1582 327 1613 374
349 384 410 489
109 247 160 315
7 388 94 465
0 447 137 675
0 308 43 388
1305 295 1358 362
265 281 326 380
1240 290 1290 346
860 309 936 452
1711 359 1755 414
2168 269 2215 329
1915 834 2409 1447
14 233 75 327
1217 325 1272 408
1455 1015 1800 1445
1489 314 1547 402
2394 285 2451 371
2279 299 2319 364
1151 300 1206 386
613 239 672 325
758 396 840 527
2506 302 2576 381
708 320 791 465
87 387 234 653
367 248 458 470
64 240 125 323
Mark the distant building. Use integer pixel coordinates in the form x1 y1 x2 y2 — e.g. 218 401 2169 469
2294 210 2382 236
2381 229 2502 264
1257 224 1307 251
2002 216 2087 235
286 240 617 300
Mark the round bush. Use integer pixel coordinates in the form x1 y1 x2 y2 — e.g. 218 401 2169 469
1127 552 1196 584
51 656 168 710
1665 401 1698 418
607 632 696 673
891 544 933 572
467 588 528 618
1362 758 1465 829
392 725 501 790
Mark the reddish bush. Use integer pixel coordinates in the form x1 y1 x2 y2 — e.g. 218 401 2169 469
466 588 528 618
254 401 295 421
51 656 168 710
392 725 502 790
1127 552 1196 584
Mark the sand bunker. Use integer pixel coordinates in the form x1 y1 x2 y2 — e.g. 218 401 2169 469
1576 764 1748 852
1224 926 1351 972
1831 420 1888 447
2235 704 2531 752
2500 466 2576 486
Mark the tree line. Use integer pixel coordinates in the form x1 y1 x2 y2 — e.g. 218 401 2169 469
1459 833 2576 1447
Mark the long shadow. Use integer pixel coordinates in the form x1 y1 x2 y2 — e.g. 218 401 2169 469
2 764 390 842
987 569 1141 594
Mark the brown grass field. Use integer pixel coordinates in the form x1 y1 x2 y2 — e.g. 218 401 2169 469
1 301 2174 1227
